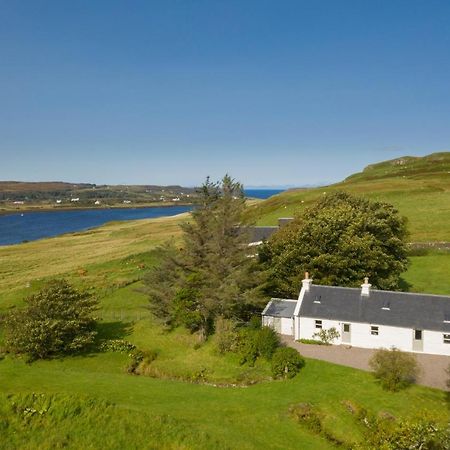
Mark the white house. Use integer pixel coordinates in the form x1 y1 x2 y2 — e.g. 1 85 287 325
262 273 450 356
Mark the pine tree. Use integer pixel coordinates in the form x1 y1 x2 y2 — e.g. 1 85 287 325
143 175 266 338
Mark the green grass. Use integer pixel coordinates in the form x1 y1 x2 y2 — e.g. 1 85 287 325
0 213 449 448
248 152 450 242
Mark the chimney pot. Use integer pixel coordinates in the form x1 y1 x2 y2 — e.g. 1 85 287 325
361 277 372 296
302 272 312 292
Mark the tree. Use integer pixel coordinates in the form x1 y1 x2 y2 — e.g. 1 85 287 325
369 348 419 391
143 175 266 339
4 279 98 361
260 192 409 297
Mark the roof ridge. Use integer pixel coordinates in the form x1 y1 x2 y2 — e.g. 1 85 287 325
310 284 450 300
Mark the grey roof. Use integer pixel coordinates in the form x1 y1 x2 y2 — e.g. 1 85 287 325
300 285 450 333
248 226 278 243
263 298 297 318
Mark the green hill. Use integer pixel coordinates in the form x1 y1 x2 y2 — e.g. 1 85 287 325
247 152 450 242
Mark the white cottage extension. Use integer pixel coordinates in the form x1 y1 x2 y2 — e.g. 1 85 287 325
262 273 450 356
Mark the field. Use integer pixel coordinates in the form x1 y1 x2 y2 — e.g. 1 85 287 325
0 208 449 448
247 152 450 242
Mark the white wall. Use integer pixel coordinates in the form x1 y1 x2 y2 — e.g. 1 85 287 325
281 317 294 335
297 317 450 356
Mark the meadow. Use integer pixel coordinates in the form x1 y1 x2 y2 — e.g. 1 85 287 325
0 207 449 448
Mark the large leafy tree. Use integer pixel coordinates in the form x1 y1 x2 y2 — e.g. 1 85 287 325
143 175 266 338
4 279 98 360
260 192 409 297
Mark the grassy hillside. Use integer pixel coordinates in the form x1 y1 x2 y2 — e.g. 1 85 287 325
247 152 450 242
0 211 448 448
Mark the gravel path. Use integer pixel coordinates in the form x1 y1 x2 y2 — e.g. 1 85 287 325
281 335 450 390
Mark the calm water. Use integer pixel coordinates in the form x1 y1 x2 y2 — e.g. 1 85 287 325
0 205 193 246
244 189 285 199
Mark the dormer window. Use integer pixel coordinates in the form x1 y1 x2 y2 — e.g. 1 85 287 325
313 295 322 304
444 313 450 324
381 300 390 311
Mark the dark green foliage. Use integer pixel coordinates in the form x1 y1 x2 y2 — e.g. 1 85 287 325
143 175 266 337
238 326 280 365
127 349 158 374
369 348 418 391
271 347 305 379
260 191 409 297
4 279 98 361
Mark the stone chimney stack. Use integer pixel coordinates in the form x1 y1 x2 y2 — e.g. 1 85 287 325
302 271 312 292
361 277 372 296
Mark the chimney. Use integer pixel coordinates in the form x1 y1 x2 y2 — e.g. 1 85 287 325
361 277 371 296
302 271 312 292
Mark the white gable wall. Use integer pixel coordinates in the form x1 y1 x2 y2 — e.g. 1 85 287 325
298 317 450 356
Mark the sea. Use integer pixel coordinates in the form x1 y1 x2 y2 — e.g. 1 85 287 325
0 189 284 246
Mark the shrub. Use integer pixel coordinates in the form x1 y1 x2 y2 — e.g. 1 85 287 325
271 347 305 379
359 415 450 450
4 279 98 361
238 326 280 365
312 327 340 345
214 316 238 354
369 348 418 391
255 326 280 360
298 338 327 345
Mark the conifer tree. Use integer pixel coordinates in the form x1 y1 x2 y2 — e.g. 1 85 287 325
143 175 265 338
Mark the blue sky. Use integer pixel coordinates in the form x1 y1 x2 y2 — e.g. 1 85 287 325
1 1 449 187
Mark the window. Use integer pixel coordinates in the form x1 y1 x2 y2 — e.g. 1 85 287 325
343 323 350 333
444 334 450 344
414 329 422 340
315 320 322 329
371 326 379 336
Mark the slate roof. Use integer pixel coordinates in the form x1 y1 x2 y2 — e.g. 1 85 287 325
248 226 279 243
300 285 450 333
262 298 297 318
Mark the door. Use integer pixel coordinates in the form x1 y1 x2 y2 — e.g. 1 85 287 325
341 323 351 344
412 329 423 352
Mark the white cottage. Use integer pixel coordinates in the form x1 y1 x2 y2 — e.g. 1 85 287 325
262 273 450 356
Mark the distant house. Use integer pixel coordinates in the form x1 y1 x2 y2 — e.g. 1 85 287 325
94 200 101 205
262 273 450 356
70 198 79 202
56 199 62 204
123 200 131 204
13 201 24 205
246 217 293 246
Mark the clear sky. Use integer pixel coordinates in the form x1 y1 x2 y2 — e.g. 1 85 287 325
1 1 449 187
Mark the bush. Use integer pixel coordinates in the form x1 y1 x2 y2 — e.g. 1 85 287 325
369 348 419 391
4 279 98 361
289 403 322 433
271 347 305 379
214 316 238 354
238 326 280 365
359 415 450 450
312 327 340 345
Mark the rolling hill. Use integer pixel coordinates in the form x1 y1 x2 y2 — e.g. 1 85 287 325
247 152 450 242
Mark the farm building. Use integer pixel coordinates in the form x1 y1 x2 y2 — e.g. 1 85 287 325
262 273 450 356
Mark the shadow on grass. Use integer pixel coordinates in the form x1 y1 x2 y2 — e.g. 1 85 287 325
96 321 133 341
398 277 412 292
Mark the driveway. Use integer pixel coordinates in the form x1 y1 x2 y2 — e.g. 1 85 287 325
281 335 450 390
